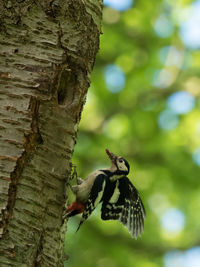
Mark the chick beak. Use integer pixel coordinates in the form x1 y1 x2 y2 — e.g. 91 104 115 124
105 149 117 163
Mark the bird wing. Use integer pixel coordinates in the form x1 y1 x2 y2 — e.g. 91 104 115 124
101 177 146 238
76 174 106 231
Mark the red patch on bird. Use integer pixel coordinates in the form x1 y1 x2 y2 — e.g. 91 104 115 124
67 201 85 214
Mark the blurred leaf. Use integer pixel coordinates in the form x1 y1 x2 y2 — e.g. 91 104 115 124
66 0 200 266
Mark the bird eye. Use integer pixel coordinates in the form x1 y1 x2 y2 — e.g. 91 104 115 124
119 159 123 163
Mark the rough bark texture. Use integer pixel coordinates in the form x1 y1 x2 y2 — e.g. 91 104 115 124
0 0 102 266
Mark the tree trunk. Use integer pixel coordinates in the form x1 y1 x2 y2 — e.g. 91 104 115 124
0 1 102 266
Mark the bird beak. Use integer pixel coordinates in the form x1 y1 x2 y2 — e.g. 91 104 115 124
105 149 117 163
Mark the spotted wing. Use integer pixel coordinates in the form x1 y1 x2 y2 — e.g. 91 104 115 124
101 177 146 238
77 174 106 231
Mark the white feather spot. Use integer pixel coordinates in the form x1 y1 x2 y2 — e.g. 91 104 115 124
109 180 120 203
94 180 106 207
110 174 124 181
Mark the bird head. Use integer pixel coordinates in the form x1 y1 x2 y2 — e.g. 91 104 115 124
105 149 130 175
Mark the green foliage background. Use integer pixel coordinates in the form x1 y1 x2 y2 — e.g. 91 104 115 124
65 0 200 266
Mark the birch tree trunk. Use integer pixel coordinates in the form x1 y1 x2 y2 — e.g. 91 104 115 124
0 1 102 266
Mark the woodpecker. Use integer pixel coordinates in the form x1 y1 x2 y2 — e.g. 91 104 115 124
67 149 146 238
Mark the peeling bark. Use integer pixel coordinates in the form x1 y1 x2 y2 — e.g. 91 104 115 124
0 0 102 266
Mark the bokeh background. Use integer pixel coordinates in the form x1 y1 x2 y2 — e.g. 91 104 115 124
65 0 200 266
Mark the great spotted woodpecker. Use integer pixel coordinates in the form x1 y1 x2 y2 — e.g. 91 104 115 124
67 149 146 238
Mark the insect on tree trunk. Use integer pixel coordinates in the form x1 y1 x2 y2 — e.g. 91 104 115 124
0 1 102 266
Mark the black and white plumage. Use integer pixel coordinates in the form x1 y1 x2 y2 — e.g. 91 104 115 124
75 149 146 238
101 176 146 238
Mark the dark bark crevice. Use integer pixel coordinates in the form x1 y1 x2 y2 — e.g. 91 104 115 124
0 96 42 238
